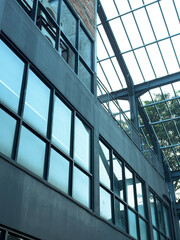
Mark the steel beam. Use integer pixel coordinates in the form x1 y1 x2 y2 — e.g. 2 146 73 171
97 0 139 129
171 170 180 181
98 72 180 103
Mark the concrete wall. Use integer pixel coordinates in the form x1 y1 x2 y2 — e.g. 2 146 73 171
0 0 170 239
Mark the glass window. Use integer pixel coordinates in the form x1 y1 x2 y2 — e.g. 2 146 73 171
72 167 90 208
115 199 127 232
23 70 50 136
0 40 24 112
153 229 159 240
74 117 91 171
17 126 45 177
79 27 92 68
149 192 157 227
100 187 112 221
52 96 72 155
163 205 170 238
61 1 77 46
79 61 92 91
136 178 145 217
42 0 58 21
113 155 124 199
7 234 25 240
99 141 111 189
48 148 69 194
125 167 135 208
156 199 165 233
0 109 16 158
139 218 148 240
128 209 137 239
60 39 76 71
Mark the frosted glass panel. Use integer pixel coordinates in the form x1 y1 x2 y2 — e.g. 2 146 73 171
0 109 16 157
100 187 112 221
0 41 24 112
17 127 45 177
23 70 50 136
73 167 90 207
74 117 90 171
48 148 69 194
52 96 72 155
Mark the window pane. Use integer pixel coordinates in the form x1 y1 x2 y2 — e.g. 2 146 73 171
48 148 69 194
136 178 145 217
100 187 112 221
72 167 90 208
52 96 71 155
115 199 127 232
61 1 77 46
149 192 157 227
79 27 92 68
74 117 91 171
60 39 75 71
99 141 111 189
139 218 148 240
42 0 58 21
163 206 170 238
17 126 45 177
7 234 24 240
128 209 137 239
156 199 165 233
113 155 124 200
0 41 24 112
23 70 50 136
0 109 16 157
125 167 135 208
79 61 92 91
153 229 159 240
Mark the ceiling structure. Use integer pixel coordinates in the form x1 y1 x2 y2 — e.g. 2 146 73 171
96 0 180 172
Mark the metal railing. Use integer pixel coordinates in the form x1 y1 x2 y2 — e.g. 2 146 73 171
97 77 161 165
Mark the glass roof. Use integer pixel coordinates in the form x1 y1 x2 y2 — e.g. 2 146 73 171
97 0 180 170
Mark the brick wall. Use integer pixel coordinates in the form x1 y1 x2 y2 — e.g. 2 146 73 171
69 0 95 38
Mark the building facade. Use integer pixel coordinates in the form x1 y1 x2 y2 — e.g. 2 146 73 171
0 0 179 239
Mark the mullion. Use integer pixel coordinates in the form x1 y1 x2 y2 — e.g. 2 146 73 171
141 0 169 75
157 2 180 68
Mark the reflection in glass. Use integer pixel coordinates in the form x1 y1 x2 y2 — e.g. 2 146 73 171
163 205 170 237
156 199 165 233
100 187 112 221
52 96 71 155
72 167 90 208
0 40 24 112
115 199 126 232
42 0 58 21
128 209 137 239
23 70 50 136
0 109 16 158
48 148 69 194
149 192 157 227
139 218 148 240
136 178 145 217
153 229 159 240
17 126 45 177
7 234 24 240
113 155 124 199
61 1 76 46
79 61 92 91
74 117 90 171
79 27 92 67
125 167 135 208
99 141 111 188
